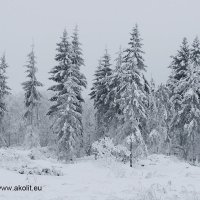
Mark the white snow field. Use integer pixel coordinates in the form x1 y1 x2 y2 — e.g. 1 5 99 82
0 148 200 200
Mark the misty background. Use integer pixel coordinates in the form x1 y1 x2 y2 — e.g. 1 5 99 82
0 0 200 96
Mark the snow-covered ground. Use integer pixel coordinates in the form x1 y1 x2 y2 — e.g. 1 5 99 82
0 148 200 200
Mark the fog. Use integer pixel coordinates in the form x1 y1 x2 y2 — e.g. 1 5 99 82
0 0 200 96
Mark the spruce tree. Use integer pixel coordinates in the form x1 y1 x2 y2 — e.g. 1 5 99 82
90 49 112 138
48 29 72 116
22 45 43 126
71 26 87 106
171 61 200 160
191 36 200 66
0 54 10 121
123 24 146 71
169 38 190 82
115 46 123 71
156 84 174 154
48 28 86 160
190 36 200 99
168 37 190 110
0 54 11 146
104 47 123 126
146 78 157 134
116 25 148 165
117 24 147 135
168 38 191 156
170 37 200 160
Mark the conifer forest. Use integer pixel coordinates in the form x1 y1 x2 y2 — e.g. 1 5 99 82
1 1 200 200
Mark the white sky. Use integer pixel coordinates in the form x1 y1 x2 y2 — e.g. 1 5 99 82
0 0 200 96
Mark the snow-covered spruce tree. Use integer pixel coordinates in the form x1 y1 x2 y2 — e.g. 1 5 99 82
191 37 200 66
146 81 173 154
146 78 159 152
115 25 148 166
171 59 200 161
168 37 190 110
71 26 87 156
0 54 11 147
189 36 200 162
90 49 112 138
103 47 124 133
155 84 174 154
48 29 87 160
22 46 43 148
147 78 157 129
22 46 43 125
171 36 200 161
82 99 96 156
169 37 200 160
190 36 200 100
71 26 87 103
167 38 192 157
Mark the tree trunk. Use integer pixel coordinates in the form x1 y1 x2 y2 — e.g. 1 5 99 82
8 132 11 147
192 132 195 164
196 155 199 165
183 148 188 160
36 105 39 127
130 139 133 167
94 153 97 160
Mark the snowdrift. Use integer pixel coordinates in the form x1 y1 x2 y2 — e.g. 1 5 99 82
0 148 200 200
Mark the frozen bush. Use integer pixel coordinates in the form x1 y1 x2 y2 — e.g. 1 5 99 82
28 148 43 160
92 137 130 162
18 165 63 176
126 128 148 162
115 144 130 163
